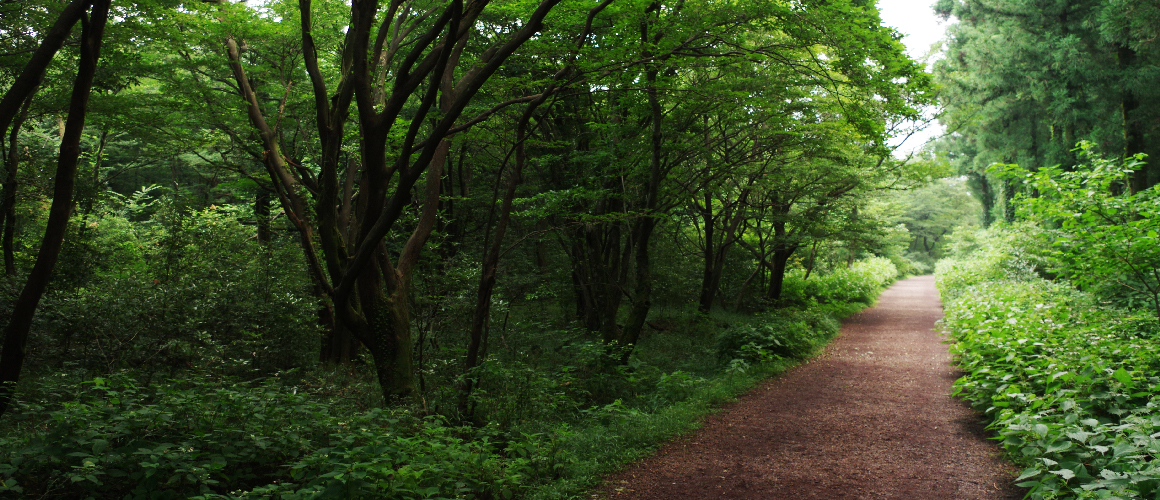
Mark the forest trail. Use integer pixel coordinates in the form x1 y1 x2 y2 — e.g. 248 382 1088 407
598 275 1024 499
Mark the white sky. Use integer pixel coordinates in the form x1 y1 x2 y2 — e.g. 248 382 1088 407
876 0 950 155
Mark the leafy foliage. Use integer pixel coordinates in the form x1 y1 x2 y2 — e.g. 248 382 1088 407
16 192 318 377
0 257 895 499
938 225 1160 499
779 257 899 308
718 258 896 366
993 147 1160 319
0 375 548 500
0 0 935 496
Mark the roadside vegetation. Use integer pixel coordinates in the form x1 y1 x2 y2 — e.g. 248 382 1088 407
936 153 1160 499
0 206 900 499
932 1 1160 496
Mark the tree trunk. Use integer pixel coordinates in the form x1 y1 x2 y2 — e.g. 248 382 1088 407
763 211 798 304
765 245 797 303
357 272 418 402
1002 177 1016 223
566 196 627 342
975 172 995 228
696 191 716 314
618 49 665 363
463 83 555 412
0 0 110 417
2 93 34 277
803 240 818 280
0 0 91 134
255 187 271 244
1118 44 1147 194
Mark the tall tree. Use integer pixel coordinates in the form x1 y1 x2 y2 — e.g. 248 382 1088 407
199 0 568 402
0 0 111 417
933 0 1160 205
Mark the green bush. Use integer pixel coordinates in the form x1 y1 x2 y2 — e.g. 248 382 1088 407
780 256 898 307
19 196 318 378
935 223 1047 299
717 257 890 365
0 375 551 500
937 225 1160 500
715 310 840 364
994 147 1160 320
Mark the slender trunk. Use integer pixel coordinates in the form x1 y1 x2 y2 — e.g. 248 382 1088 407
79 129 107 220
618 54 664 363
0 0 91 134
534 219 549 273
703 250 727 313
255 188 271 244
1061 124 1077 171
732 265 761 312
0 0 110 416
696 192 715 314
1118 44 1147 194
598 222 624 343
2 93 34 276
803 240 818 280
463 89 550 411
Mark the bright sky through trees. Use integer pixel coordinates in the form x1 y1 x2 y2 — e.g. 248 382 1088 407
878 0 946 154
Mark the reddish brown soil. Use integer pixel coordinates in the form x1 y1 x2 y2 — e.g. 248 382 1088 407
597 276 1024 499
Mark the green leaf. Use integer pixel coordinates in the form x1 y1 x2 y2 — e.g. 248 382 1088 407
1050 469 1076 480
1112 368 1133 387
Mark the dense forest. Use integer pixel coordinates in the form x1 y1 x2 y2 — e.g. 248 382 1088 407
0 0 959 496
11 0 1159 498
933 0 1160 222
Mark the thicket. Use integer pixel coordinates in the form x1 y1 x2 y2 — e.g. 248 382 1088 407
936 154 1160 499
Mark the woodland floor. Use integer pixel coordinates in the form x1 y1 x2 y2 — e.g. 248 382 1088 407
596 275 1025 499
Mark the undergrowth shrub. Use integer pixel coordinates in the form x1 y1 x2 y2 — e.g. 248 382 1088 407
715 310 840 365
780 256 898 307
938 225 1160 500
717 257 892 368
0 375 550 500
22 197 317 379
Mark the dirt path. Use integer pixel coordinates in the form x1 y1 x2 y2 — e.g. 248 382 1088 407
598 275 1023 499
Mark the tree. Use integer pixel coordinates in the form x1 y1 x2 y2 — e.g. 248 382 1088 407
933 0 1160 210
0 0 111 417
997 146 1160 321
197 0 570 402
895 177 981 262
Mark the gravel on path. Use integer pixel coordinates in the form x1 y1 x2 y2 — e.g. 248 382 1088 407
597 275 1023 499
